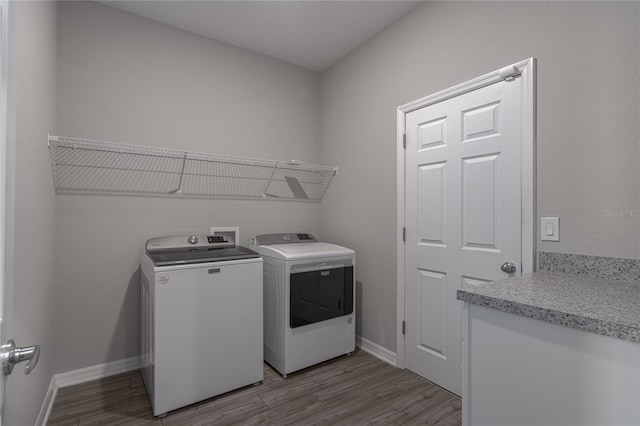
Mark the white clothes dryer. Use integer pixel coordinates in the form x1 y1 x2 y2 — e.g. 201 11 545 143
250 233 355 377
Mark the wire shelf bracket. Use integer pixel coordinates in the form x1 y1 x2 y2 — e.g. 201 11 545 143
48 134 338 202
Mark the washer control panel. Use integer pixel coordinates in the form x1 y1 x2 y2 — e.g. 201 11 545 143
146 234 235 252
207 235 227 244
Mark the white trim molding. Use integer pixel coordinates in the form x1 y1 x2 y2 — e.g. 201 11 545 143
36 356 141 426
35 376 57 426
356 335 397 367
53 355 141 390
396 57 537 370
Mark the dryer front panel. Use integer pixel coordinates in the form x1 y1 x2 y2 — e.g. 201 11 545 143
290 266 354 328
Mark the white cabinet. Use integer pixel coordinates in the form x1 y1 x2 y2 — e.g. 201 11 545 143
462 303 640 426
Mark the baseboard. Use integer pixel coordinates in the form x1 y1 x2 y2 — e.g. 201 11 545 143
37 355 141 425
35 375 58 426
54 355 141 389
356 335 397 366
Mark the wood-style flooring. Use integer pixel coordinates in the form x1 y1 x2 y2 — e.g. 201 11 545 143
47 349 461 425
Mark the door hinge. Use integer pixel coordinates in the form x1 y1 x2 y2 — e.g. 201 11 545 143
402 133 406 149
498 65 521 82
402 227 406 242
402 321 406 335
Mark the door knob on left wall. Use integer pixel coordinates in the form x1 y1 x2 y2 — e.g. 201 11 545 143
0 339 40 375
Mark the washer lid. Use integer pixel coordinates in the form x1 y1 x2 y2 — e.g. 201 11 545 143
145 235 259 266
253 242 354 261
147 245 260 266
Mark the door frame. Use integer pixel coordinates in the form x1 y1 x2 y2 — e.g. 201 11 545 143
395 57 536 368
0 0 17 422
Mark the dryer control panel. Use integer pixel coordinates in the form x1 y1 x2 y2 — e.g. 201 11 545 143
252 233 318 246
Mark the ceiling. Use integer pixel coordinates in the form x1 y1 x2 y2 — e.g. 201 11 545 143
96 1 424 72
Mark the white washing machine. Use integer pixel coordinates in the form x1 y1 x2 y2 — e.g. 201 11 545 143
141 234 263 417
250 233 355 377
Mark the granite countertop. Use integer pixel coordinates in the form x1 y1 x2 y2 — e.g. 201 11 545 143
456 271 640 343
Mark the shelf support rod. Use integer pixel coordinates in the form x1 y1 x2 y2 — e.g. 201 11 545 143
262 162 279 198
170 153 188 195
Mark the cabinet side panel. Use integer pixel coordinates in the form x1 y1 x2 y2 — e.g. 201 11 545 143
468 305 640 426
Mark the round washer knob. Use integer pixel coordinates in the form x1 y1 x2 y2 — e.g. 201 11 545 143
187 235 198 245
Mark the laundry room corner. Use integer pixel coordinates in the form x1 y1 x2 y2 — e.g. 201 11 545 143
318 0 640 361
52 0 323 376
4 0 637 423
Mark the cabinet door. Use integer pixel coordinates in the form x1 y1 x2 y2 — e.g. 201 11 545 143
464 304 640 426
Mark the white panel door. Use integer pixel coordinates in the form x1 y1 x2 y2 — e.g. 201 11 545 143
404 78 522 395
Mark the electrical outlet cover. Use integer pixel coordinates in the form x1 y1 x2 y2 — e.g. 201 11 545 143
210 226 240 245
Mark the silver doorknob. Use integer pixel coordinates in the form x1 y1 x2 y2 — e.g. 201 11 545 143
501 261 517 274
187 235 198 244
1 339 40 376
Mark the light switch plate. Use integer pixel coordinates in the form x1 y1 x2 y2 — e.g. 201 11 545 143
540 217 559 241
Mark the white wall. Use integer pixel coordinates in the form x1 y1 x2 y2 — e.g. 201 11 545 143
54 1 322 373
27 0 640 392
9 1 57 424
319 1 640 351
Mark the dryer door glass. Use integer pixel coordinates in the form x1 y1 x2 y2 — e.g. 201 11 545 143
290 266 354 328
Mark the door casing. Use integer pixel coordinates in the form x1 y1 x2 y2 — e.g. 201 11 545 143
1 1 18 423
396 58 536 368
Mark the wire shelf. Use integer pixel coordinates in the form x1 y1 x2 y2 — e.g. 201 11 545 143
48 135 337 202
